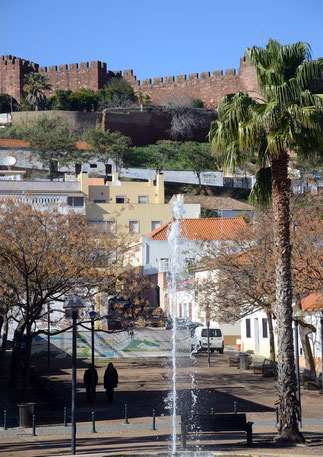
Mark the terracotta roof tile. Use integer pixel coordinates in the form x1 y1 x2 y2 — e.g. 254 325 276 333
0 139 90 150
301 294 323 311
172 195 254 211
88 178 105 186
147 217 247 241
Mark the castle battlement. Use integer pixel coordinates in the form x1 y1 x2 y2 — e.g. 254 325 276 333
38 60 108 73
121 57 249 88
0 55 258 108
119 57 256 107
0 55 38 70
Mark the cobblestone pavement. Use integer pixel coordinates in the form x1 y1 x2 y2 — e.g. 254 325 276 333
0 347 323 456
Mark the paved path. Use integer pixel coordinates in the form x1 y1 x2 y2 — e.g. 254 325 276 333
0 347 323 456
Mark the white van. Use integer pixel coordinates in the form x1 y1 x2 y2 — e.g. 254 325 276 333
192 326 224 353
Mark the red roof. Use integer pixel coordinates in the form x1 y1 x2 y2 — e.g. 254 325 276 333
0 139 90 150
301 294 323 311
88 178 105 186
147 217 247 241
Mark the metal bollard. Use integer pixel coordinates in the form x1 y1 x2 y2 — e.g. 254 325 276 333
64 406 67 427
91 411 96 433
152 409 156 430
276 407 279 426
124 404 129 424
32 414 36 436
233 401 237 414
3 410 7 430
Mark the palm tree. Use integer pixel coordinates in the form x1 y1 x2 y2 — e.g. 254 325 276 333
23 72 52 110
209 39 323 443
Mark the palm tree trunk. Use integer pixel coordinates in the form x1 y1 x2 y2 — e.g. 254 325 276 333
271 151 304 443
265 310 275 362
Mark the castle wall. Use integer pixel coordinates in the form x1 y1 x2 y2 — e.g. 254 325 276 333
38 61 115 96
122 57 259 108
0 55 258 108
12 110 101 136
102 109 217 146
12 109 217 146
0 55 38 102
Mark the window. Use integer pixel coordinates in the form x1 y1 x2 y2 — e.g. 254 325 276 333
106 221 116 232
116 196 126 204
151 220 161 231
90 163 97 168
88 220 115 232
138 195 148 204
262 318 268 338
67 196 84 207
129 220 139 233
201 329 222 338
160 258 169 271
246 319 251 338
94 199 106 204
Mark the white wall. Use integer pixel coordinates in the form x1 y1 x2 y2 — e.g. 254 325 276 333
240 310 275 357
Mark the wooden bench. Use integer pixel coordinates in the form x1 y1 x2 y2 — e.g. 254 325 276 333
252 359 277 377
229 355 240 368
262 359 277 378
301 369 322 391
180 413 253 448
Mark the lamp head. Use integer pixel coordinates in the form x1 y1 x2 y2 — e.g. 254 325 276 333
292 308 305 320
64 295 86 310
88 310 99 321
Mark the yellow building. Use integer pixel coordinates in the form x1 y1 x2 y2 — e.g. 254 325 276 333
79 172 200 236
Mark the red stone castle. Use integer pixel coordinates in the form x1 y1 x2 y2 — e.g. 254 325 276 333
0 54 259 109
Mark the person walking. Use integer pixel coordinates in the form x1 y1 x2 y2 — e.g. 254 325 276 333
83 364 98 403
104 362 118 403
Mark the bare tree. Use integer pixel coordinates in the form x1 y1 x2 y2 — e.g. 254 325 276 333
0 199 130 400
161 96 209 139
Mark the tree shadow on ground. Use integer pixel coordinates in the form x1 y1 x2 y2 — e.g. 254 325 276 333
1 432 323 457
30 385 273 425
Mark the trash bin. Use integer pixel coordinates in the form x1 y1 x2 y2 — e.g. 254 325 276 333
17 402 36 427
239 353 251 370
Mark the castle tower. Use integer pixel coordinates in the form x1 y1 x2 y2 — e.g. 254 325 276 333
0 55 38 102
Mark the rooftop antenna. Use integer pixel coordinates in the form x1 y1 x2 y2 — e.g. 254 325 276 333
3 7 6 57
32 33 34 62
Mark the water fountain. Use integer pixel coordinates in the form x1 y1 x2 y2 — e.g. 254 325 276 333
167 199 186 454
161 200 233 456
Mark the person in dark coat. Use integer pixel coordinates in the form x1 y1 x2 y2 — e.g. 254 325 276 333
104 362 118 403
83 364 98 403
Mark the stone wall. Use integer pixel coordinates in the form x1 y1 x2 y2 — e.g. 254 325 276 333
123 57 259 108
12 110 102 136
12 109 217 146
38 61 116 97
0 54 259 108
0 55 38 102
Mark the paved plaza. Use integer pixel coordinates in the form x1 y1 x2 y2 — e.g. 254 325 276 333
1 348 323 457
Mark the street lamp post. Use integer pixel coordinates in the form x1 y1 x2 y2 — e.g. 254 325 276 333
47 303 50 368
320 310 323 394
88 310 98 407
292 308 305 427
64 296 86 455
206 306 210 368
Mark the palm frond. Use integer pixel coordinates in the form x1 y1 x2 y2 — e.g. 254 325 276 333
248 167 272 207
296 59 323 90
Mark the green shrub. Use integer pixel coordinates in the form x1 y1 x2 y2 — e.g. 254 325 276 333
192 98 204 108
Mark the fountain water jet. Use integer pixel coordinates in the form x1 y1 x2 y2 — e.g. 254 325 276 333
167 199 187 454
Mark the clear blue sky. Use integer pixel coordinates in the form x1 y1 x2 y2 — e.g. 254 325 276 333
2 0 322 82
